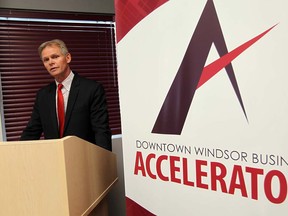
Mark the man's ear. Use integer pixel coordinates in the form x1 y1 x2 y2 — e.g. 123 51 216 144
66 53 72 63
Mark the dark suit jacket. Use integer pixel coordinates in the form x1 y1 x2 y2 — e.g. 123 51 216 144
20 73 112 151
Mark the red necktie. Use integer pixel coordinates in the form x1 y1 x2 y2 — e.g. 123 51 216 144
57 83 65 138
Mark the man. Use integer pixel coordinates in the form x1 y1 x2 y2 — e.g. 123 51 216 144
20 39 112 151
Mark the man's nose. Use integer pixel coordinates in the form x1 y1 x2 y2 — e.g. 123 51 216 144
49 59 55 65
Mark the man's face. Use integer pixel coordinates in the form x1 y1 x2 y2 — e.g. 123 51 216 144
41 45 71 82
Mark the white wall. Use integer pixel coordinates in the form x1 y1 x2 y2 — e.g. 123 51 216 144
0 0 115 14
110 135 126 216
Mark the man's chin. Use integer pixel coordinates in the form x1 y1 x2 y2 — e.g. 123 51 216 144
49 71 60 77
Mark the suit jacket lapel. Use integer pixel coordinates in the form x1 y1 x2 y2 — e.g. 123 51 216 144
65 74 80 132
48 83 59 137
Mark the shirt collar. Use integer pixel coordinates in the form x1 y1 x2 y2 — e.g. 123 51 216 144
55 71 74 91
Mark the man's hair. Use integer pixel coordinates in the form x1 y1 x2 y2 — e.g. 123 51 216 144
38 39 69 58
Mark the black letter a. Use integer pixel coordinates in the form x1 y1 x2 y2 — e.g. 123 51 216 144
152 0 247 135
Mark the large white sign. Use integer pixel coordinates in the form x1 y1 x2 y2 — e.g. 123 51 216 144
115 0 288 215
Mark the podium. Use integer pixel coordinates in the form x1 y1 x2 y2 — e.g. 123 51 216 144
0 136 118 216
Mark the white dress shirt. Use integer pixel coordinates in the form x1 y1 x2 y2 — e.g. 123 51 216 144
55 71 74 117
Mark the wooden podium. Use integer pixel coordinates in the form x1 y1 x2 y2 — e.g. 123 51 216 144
0 136 118 216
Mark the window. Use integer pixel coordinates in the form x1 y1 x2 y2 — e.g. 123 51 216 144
0 9 121 141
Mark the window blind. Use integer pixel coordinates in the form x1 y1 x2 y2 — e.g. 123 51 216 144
0 9 121 141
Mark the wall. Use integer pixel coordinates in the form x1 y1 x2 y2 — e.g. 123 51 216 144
110 135 126 216
0 0 115 14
